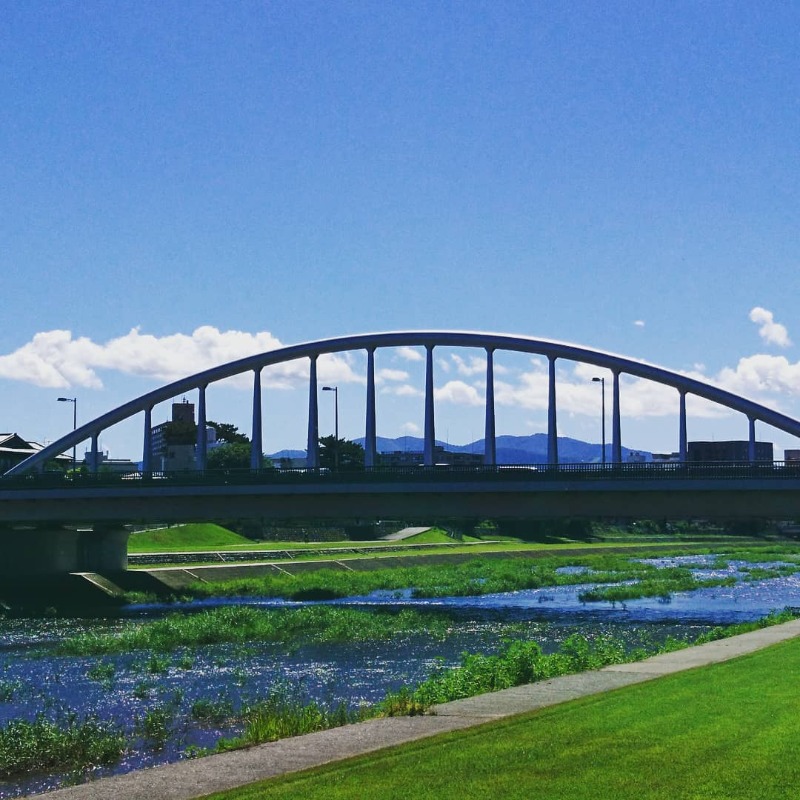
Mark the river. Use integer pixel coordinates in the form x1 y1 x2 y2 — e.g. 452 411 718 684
1 553 799 797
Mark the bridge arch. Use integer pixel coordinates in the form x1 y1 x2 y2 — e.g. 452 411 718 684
6 331 800 476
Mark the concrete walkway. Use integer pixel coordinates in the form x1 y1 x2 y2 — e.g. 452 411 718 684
39 619 800 800
379 526 432 541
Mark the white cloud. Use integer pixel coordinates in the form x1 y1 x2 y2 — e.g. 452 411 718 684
3 325 800 429
450 353 487 376
376 368 409 383
395 346 424 362
435 380 483 406
400 421 421 434
0 327 361 390
488 360 737 420
716 354 800 398
634 320 645 328
381 384 423 398
749 307 792 348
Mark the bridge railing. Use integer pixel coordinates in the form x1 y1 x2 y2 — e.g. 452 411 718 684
1 461 799 491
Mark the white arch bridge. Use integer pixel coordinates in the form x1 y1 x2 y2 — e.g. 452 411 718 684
2 331 800 578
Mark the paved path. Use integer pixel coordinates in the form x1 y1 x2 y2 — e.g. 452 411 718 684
39 619 800 800
379 526 432 541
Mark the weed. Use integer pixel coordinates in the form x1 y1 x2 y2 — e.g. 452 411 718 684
132 682 151 700
135 705 173 749
145 653 170 674
0 713 124 778
86 661 116 687
0 680 21 703
215 693 359 750
191 698 234 724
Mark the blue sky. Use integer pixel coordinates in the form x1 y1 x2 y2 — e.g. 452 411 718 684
2 1 799 460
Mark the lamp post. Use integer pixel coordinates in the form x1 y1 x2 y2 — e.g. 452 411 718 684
591 377 606 466
57 396 77 472
322 385 339 470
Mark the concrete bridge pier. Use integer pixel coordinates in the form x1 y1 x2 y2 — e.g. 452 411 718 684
0 524 129 577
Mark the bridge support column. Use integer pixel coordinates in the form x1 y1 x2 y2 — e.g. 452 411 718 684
679 391 687 463
365 348 377 468
612 371 622 463
0 525 129 577
748 416 757 462
251 368 263 470
307 355 319 469
548 356 558 465
196 385 208 471
424 345 436 466
484 348 496 466
142 406 153 472
90 434 100 473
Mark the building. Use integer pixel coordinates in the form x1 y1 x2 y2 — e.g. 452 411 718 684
687 440 774 463
80 450 138 474
379 445 483 467
785 450 800 463
652 452 681 463
150 400 196 464
0 433 70 473
149 400 221 471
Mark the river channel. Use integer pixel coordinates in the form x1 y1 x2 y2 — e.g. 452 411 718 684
2 553 800 797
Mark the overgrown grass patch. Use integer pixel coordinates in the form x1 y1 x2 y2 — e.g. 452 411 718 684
57 606 451 655
186 550 716 602
216 694 362 751
0 714 125 778
578 574 737 603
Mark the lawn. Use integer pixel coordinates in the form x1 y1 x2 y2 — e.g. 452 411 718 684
205 636 800 800
127 523 252 552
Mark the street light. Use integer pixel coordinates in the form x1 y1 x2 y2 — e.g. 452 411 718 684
591 377 606 466
57 396 77 472
322 385 339 470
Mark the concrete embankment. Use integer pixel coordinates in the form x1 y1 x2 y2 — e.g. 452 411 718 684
106 540 718 597
38 618 800 800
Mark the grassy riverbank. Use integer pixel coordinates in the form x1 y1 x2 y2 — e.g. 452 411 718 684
183 549 742 603
128 524 253 552
206 631 800 800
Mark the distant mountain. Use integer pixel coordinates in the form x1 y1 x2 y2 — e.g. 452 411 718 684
352 434 650 464
268 449 306 460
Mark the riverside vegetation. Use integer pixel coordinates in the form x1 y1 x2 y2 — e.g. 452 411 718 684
181 545 800 603
209 633 800 800
1 609 793 780
2 544 800 792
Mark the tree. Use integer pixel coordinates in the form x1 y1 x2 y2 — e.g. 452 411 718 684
207 421 250 445
318 436 365 471
207 442 252 470
161 419 197 446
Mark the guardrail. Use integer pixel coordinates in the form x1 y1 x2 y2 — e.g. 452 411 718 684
2 461 799 491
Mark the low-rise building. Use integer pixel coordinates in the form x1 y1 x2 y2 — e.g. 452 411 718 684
0 433 70 473
687 440 774 463
378 445 483 467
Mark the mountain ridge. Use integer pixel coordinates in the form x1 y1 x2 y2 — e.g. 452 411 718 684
270 434 651 464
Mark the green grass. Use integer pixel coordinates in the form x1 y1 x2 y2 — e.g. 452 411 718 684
394 528 481 544
128 523 252 552
0 714 125 779
57 606 451 655
184 550 723 602
204 633 800 800
215 695 362 752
